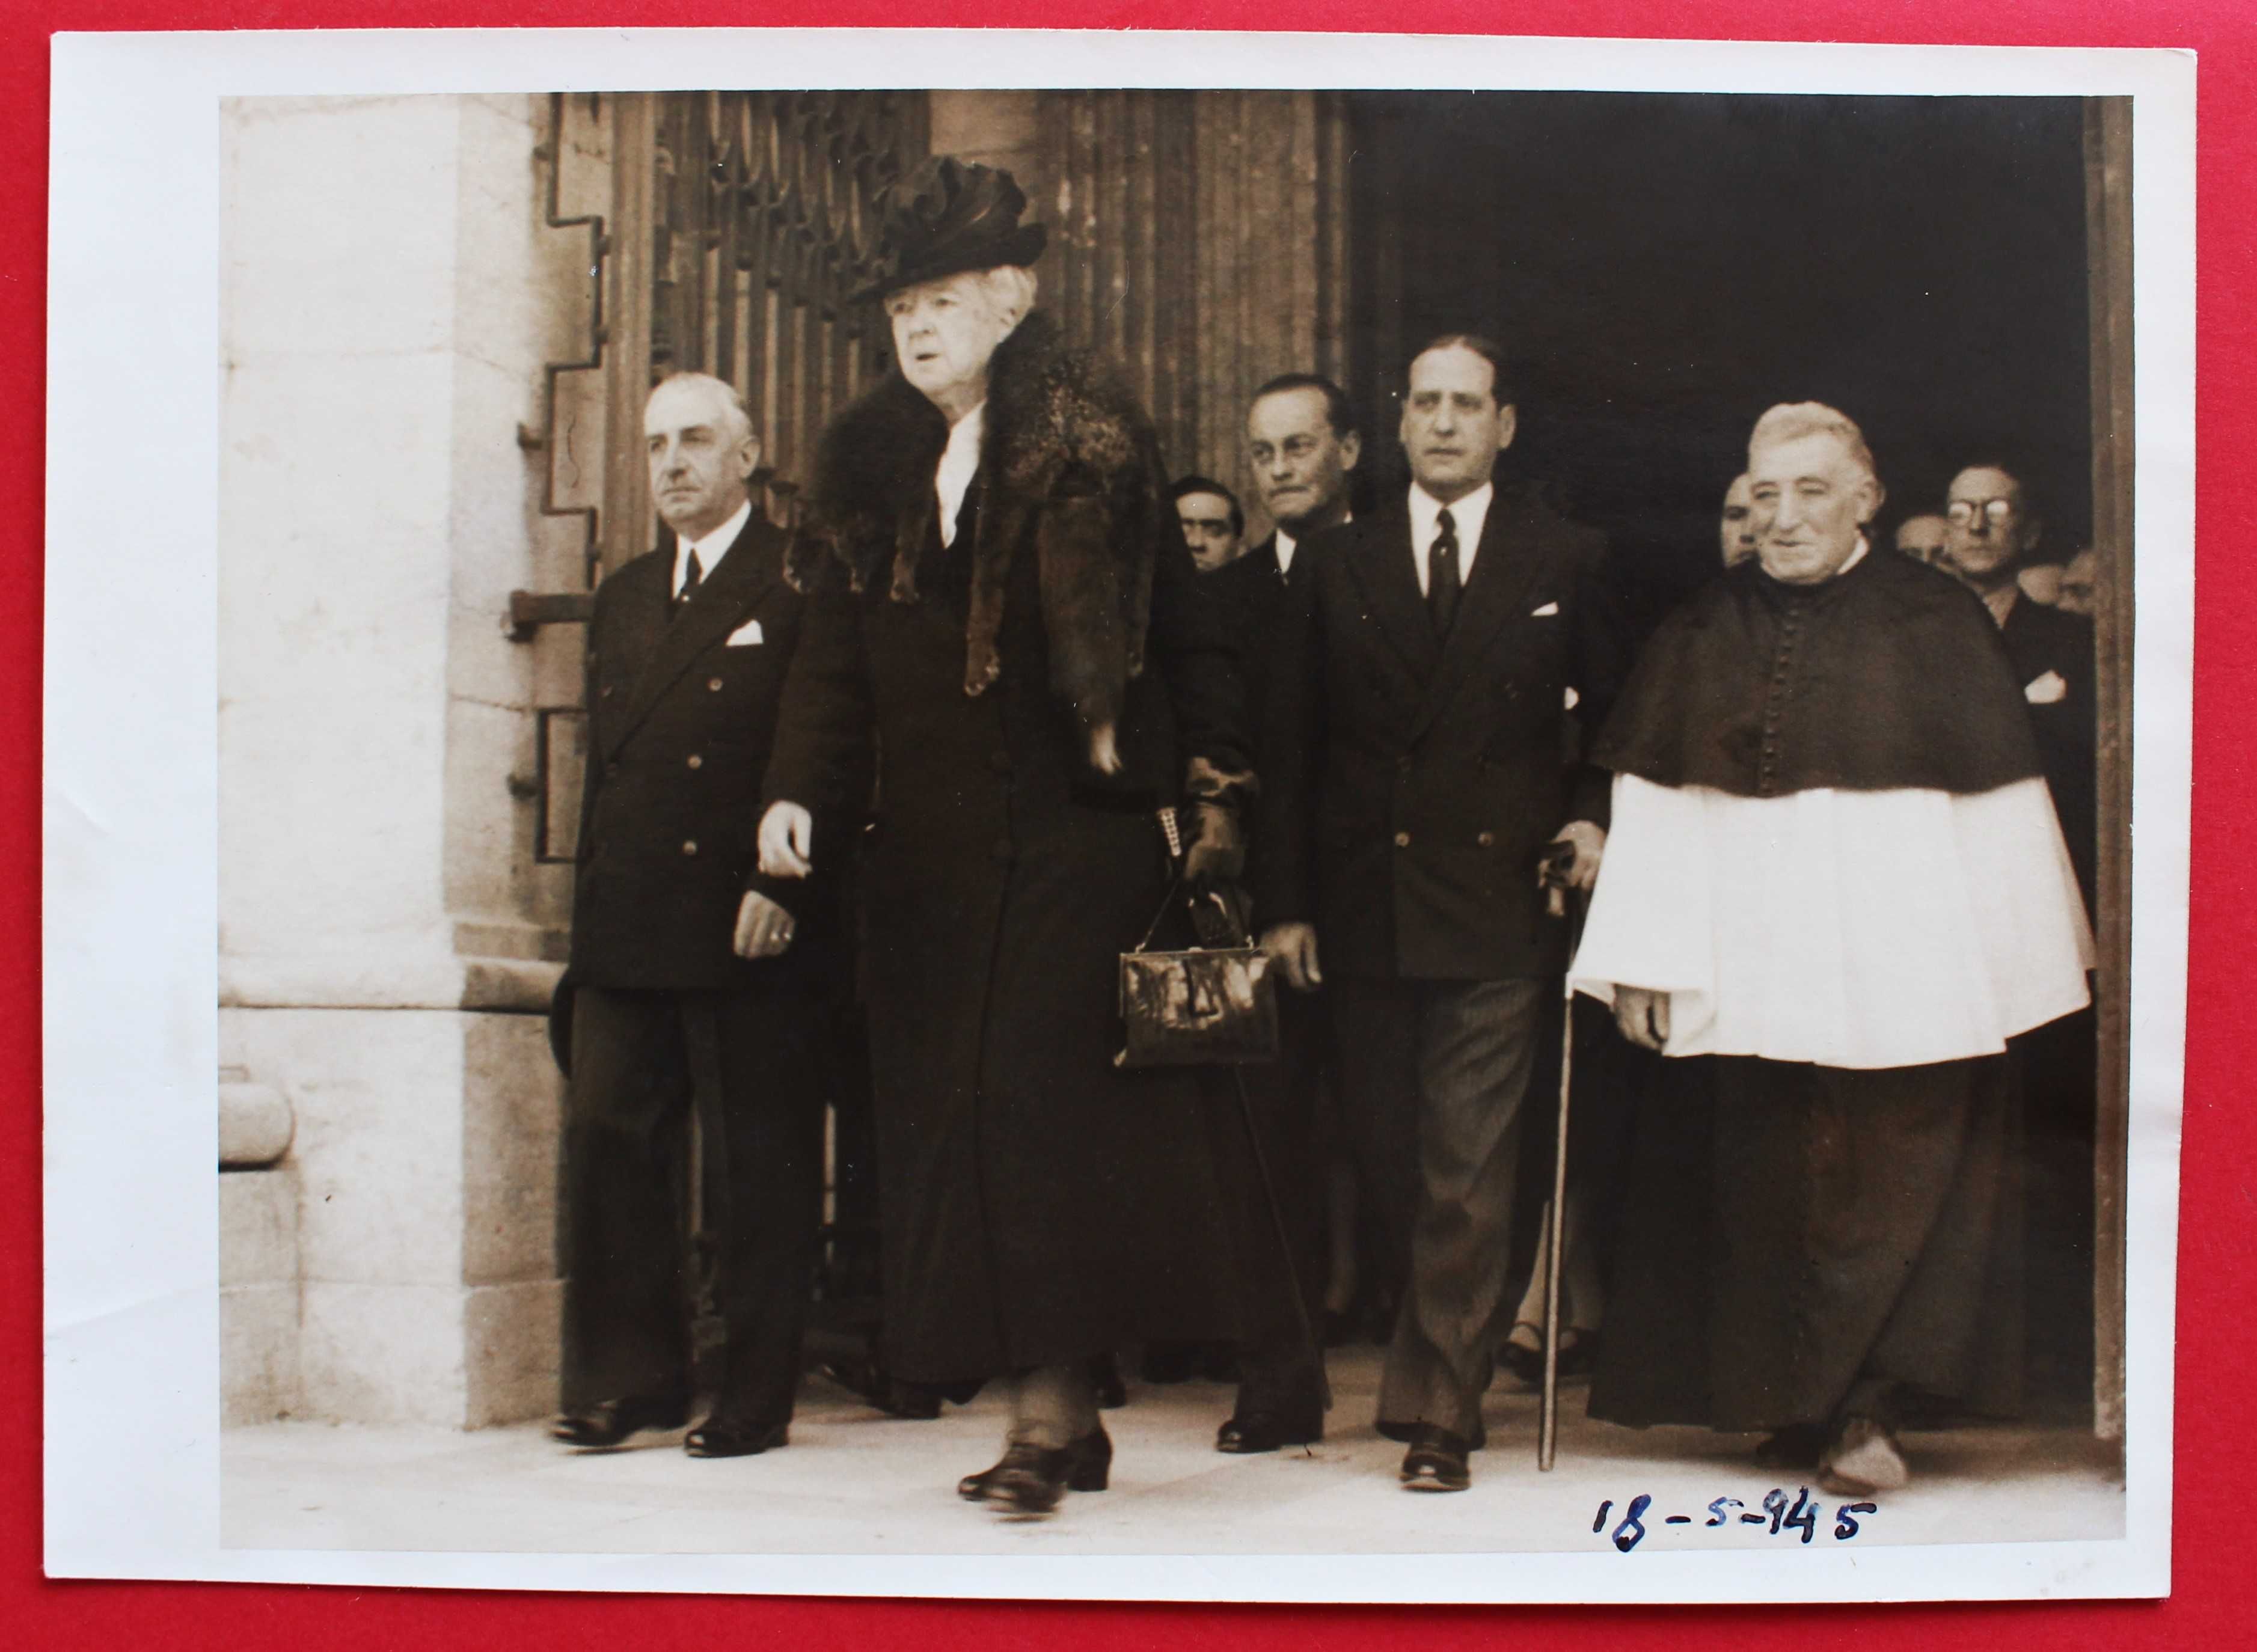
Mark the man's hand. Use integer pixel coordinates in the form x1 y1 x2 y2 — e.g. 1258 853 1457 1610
733 890 798 959
758 801 815 878
1548 819 1606 892
1086 720 1123 777
1260 922 1323 993
1613 985 1670 1052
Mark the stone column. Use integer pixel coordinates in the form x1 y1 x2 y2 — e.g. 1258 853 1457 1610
219 93 597 1426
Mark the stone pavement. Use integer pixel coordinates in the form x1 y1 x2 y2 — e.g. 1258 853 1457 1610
224 1347 2122 1557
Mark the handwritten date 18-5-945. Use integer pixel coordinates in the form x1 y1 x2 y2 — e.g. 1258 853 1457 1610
1592 1489 1878 1552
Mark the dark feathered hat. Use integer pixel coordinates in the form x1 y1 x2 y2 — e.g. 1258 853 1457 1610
854 156 1047 304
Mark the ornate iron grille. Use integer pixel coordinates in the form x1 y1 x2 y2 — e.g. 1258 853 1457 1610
650 90 930 527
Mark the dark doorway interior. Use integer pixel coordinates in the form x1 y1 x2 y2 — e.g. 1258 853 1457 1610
1346 90 2093 614
1345 89 2102 1419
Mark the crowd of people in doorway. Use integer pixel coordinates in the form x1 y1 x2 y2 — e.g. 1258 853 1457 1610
545 155 2099 1517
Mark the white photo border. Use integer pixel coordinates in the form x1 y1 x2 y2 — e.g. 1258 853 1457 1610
43 26 2194 1603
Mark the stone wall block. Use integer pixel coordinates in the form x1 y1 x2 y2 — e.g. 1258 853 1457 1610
230 1008 466 1289
221 96 465 363
220 1163 300 1285
460 1012 563 1287
299 1282 469 1427
219 1081 295 1167
463 1279 563 1427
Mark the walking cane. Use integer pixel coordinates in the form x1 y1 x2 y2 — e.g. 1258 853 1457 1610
1166 807 1333 1416
1230 1060 1334 1416
1537 851 1588 1472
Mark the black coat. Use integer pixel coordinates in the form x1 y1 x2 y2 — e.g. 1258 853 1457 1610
762 328 1254 1384
1202 531 1312 748
1254 489 1628 980
567 515 836 993
2000 595 2098 910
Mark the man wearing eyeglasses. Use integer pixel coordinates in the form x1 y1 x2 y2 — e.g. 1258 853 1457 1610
1942 460 2101 1411
1941 463 2096 909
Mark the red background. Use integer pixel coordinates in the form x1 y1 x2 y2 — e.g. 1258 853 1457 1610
5 2 2246 1643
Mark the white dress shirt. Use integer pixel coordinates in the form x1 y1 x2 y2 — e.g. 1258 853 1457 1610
935 402 987 548
1271 508 1347 579
672 498 752 598
1407 482 1493 596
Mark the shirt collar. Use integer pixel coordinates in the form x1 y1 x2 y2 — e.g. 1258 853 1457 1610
1408 481 1493 552
1272 507 1347 578
674 498 753 594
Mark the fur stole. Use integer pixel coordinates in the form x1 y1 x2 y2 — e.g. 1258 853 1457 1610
789 311 1165 735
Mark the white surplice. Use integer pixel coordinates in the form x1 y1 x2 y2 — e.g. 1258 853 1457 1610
1569 772 2093 1070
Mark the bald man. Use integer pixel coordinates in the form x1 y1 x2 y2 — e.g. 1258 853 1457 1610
549 372 839 1460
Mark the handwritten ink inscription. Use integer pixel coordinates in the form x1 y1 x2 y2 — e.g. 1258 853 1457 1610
1590 1490 1878 1552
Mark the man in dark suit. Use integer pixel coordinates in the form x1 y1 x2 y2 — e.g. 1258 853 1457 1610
1256 335 1624 1491
1198 376 1364 1452
548 371 834 1459
1940 462 2098 907
1940 459 2101 1401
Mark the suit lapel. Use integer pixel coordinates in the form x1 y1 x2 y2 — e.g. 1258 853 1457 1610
1344 504 1442 687
1410 491 1551 744
604 516 781 759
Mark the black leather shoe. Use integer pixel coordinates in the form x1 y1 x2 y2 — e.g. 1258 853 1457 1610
1378 1416 1486 1451
1399 1425 1474 1492
1753 1422 1829 1470
815 1353 943 1421
684 1415 788 1458
550 1393 690 1448
1214 1407 1324 1454
958 1428 1112 1508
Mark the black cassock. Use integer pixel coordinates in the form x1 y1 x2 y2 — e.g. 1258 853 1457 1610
1586 548 2063 1433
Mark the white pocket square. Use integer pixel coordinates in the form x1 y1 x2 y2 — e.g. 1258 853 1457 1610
725 619 765 647
2024 669 2067 705
1531 601 1560 617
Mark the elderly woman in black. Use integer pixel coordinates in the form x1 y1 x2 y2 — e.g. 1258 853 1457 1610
743 159 1254 1514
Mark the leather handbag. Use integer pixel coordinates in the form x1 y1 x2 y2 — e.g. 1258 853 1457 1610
1116 811 1279 1069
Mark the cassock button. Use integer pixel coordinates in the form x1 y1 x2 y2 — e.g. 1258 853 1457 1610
708 676 724 692
991 838 1014 865
1477 831 1495 848
682 839 699 857
1397 756 1413 772
1394 830 1412 848
989 748 1012 774
686 753 703 770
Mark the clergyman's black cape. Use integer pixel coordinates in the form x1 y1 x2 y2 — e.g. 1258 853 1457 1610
1591 545 2042 798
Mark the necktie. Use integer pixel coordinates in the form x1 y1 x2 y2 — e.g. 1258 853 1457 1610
1428 508 1462 637
675 548 703 614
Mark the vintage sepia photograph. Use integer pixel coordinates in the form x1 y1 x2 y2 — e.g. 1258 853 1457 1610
43 27 2193 1605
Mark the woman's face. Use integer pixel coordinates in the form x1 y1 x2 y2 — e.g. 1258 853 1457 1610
888 270 1017 411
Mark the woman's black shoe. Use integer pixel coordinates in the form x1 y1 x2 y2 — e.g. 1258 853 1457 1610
957 1427 1113 1509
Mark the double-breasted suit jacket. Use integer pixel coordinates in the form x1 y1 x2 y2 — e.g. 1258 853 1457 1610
1254 488 1628 982
553 510 844 1424
570 513 837 993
